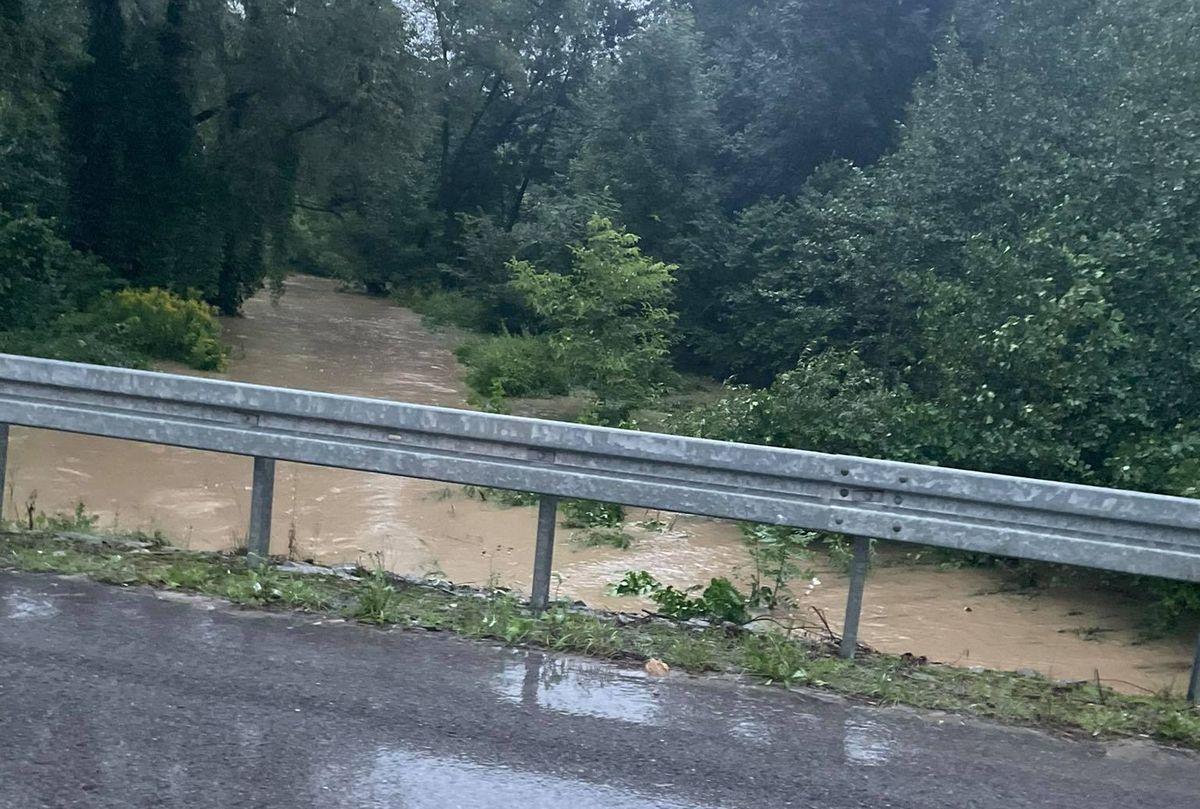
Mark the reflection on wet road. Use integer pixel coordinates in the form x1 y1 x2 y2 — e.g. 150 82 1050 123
494 654 662 726
1 572 1195 809
342 749 708 809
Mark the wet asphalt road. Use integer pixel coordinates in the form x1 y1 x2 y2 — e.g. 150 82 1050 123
0 572 1196 809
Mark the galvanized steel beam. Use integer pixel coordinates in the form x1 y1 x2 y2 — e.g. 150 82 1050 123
1189 635 1200 706
530 496 559 612
2 353 1200 586
0 422 8 523
840 537 871 660
248 456 275 564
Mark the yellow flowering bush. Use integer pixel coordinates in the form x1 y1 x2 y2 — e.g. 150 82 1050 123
104 288 227 370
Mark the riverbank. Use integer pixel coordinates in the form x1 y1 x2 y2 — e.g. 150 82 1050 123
2 529 1198 750
4 275 1197 695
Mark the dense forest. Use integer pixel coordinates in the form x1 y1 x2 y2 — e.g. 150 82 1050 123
2 2 1199 521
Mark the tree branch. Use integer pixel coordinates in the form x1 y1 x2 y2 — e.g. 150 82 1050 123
285 99 353 137
192 90 257 125
294 199 346 219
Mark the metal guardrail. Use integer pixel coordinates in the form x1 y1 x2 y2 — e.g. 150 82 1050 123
1 353 1199 699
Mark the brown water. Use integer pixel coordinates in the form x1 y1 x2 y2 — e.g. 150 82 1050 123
4 276 1195 692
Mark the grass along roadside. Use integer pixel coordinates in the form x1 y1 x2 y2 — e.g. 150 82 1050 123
3 529 1199 749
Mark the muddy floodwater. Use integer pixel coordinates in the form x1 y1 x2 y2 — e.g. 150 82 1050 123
5 276 1195 692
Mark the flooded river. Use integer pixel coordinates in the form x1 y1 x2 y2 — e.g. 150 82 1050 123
4 276 1195 692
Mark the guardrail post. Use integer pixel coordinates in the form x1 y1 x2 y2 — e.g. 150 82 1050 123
247 457 275 565
1188 633 1200 706
840 536 871 660
0 423 8 523
530 495 559 612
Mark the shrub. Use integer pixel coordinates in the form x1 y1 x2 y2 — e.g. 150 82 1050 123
509 216 677 424
572 528 633 549
611 570 750 624
0 216 227 369
102 288 227 370
455 333 569 399
0 312 146 368
1141 579 1200 635
740 524 816 608
393 286 491 331
0 214 113 330
667 350 943 462
562 498 624 528
462 486 540 506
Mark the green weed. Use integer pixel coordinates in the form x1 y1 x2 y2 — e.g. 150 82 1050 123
822 534 855 573
160 561 214 590
611 570 750 624
21 496 100 532
662 633 719 670
572 528 633 549
1157 710 1200 741
349 568 404 624
543 607 623 656
462 485 540 507
562 498 624 528
740 523 815 609
741 632 812 684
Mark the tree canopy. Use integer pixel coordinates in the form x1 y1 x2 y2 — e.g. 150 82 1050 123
2 0 1199 504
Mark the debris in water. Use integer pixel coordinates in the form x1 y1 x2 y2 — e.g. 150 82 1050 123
645 658 670 677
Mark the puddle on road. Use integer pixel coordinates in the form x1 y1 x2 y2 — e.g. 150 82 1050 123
2 591 58 620
494 653 662 727
335 747 704 809
492 650 832 745
5 275 1196 693
843 715 896 767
